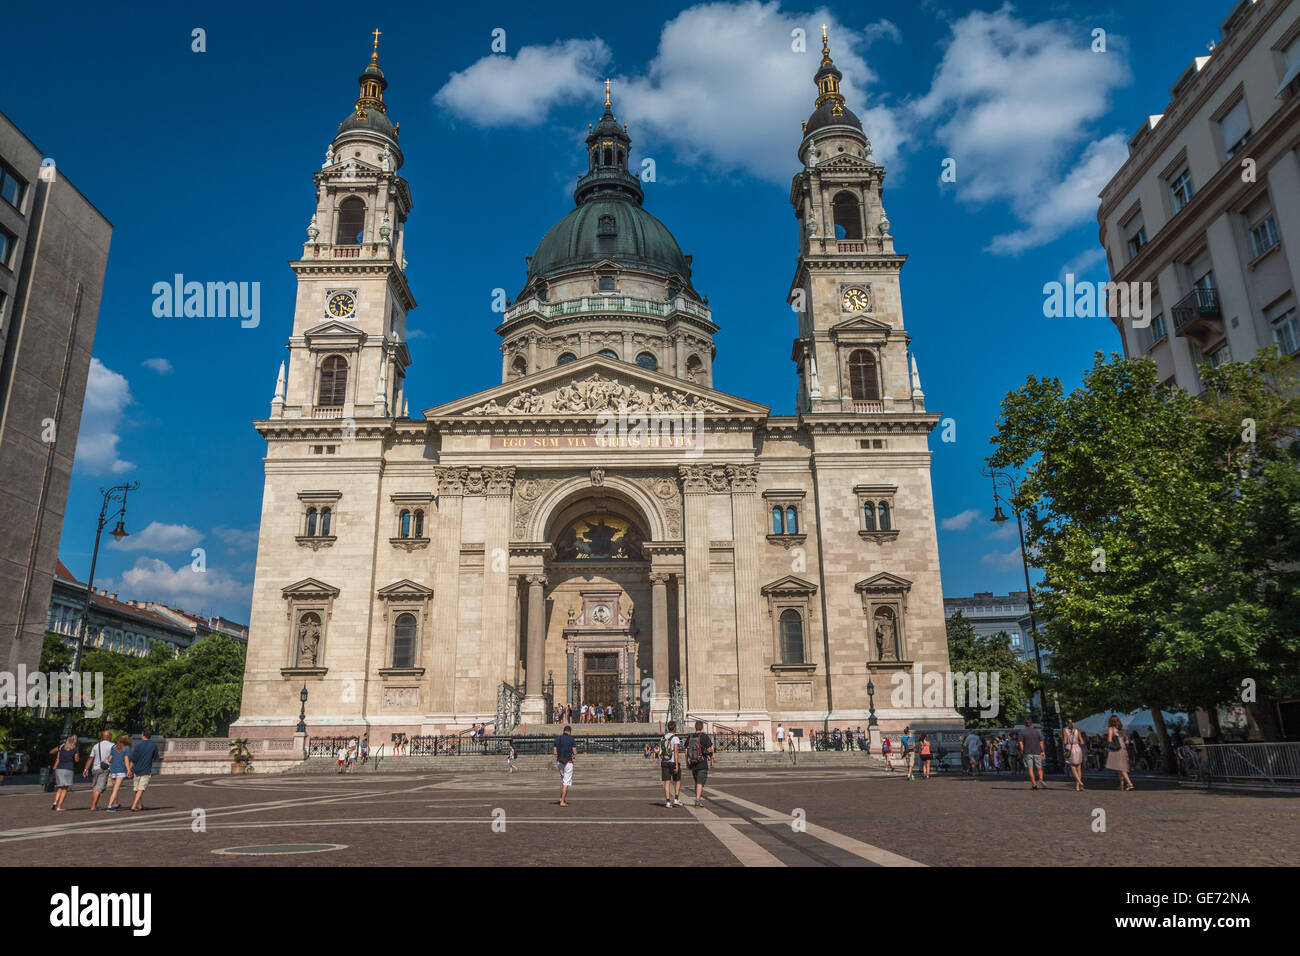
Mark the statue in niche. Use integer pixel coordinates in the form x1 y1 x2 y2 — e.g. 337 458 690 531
298 622 321 666
874 611 897 661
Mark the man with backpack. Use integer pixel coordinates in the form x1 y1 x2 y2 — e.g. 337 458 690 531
81 730 114 810
661 720 682 808
686 720 714 807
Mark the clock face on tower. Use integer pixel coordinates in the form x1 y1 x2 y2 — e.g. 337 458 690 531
841 286 871 313
327 291 357 318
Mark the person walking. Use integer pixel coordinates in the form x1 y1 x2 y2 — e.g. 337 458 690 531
918 734 933 779
963 729 981 777
506 740 518 774
1019 718 1046 790
775 723 785 752
336 744 347 773
686 720 714 807
82 730 114 811
128 730 159 811
900 728 915 780
104 734 132 811
1106 715 1135 791
661 720 683 808
881 736 893 771
553 724 576 806
49 736 78 811
359 735 369 765
1063 718 1086 791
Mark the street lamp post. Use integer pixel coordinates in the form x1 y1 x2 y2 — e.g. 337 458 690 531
296 684 309 735
62 482 140 741
982 462 1062 773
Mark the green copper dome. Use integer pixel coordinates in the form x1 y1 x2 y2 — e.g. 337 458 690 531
527 199 694 286
525 85 697 294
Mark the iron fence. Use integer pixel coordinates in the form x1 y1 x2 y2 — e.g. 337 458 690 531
1180 742 1300 785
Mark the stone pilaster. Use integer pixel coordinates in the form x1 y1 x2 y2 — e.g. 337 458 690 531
649 569 671 719
727 464 764 712
679 465 715 712
480 466 515 715
431 467 467 714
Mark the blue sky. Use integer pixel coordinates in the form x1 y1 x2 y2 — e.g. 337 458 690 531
8 0 1233 620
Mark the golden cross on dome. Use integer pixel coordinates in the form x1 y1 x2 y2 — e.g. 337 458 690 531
372 28 382 50
604 78 612 108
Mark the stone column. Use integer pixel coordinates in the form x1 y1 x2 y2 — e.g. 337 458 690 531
649 570 671 720
527 333 538 373
728 465 764 714
520 573 549 725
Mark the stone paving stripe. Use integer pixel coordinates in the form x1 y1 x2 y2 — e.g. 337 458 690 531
708 786 926 867
686 803 785 867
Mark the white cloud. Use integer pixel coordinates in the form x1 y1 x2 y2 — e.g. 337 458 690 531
916 5 1131 253
941 508 982 531
141 358 173 374
115 556 251 615
1057 244 1109 283
432 4 908 185
989 133 1129 255
213 526 260 551
109 521 203 553
981 546 1024 572
75 358 135 475
988 520 1019 540
434 38 612 127
618 4 906 183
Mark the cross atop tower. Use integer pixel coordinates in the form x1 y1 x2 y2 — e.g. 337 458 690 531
372 28 382 50
604 78 612 108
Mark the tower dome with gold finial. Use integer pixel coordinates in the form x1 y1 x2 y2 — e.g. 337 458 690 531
334 29 403 168
801 26 864 142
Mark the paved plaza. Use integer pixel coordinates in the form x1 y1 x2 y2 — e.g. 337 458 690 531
2 764 1296 867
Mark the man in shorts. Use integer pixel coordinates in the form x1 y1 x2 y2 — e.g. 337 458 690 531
687 720 714 806
553 725 576 806
81 730 114 811
661 721 682 808
1019 717 1046 790
128 730 159 812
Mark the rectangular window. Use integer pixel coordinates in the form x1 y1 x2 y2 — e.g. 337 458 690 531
1205 344 1231 369
0 226 15 268
0 163 25 210
1126 226 1148 260
1151 311 1167 341
1273 306 1299 356
1249 215 1279 259
1169 168 1194 213
1218 98 1252 159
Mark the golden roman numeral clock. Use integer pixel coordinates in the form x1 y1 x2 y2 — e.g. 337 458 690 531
327 291 357 318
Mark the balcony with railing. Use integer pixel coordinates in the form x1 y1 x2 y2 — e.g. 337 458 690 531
1171 287 1224 346
502 294 712 325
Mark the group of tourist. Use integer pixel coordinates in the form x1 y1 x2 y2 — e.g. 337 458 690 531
335 735 369 772
46 729 160 812
773 723 872 752
551 719 715 809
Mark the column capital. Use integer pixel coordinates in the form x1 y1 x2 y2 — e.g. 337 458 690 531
435 466 468 496
648 570 672 586
483 465 517 495
726 463 760 493
679 464 730 494
525 573 548 588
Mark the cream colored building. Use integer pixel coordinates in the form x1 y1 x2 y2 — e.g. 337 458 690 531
1099 0 1300 385
233 34 958 743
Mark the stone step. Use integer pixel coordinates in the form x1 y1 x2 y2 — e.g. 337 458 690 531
297 752 886 774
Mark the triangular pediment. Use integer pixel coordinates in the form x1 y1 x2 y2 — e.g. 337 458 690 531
377 578 435 599
423 353 769 421
282 577 340 598
829 315 892 335
761 575 819 596
854 572 912 593
304 320 365 339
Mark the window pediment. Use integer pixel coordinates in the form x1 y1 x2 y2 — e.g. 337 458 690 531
761 575 819 597
377 579 434 601
282 578 340 600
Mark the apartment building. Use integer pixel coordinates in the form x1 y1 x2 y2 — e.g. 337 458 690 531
1098 0 1300 389
0 110 113 676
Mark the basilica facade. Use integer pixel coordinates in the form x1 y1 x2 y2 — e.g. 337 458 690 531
233 33 959 742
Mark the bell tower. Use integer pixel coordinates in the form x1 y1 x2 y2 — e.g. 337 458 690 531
788 28 923 416
271 30 417 422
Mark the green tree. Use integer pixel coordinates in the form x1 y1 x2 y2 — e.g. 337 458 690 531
990 350 1300 765
945 612 1038 728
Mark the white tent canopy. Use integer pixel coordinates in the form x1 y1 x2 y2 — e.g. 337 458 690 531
1074 709 1188 734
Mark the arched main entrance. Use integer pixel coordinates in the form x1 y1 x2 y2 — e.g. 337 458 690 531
515 480 679 725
